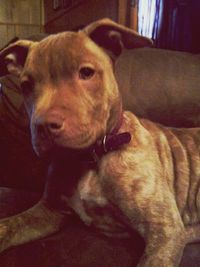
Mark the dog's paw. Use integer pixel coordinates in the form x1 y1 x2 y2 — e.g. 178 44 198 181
0 224 8 236
0 223 10 253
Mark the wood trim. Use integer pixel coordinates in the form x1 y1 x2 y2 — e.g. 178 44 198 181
118 0 128 25
0 22 41 27
130 2 138 31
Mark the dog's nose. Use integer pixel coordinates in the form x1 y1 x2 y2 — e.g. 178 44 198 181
35 116 64 136
47 121 64 133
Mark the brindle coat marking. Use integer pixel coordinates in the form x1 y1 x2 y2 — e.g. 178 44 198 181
0 19 199 267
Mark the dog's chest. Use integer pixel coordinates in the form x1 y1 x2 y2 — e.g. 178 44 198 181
62 170 129 237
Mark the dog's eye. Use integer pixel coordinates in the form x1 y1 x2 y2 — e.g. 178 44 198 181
79 67 95 80
20 80 33 96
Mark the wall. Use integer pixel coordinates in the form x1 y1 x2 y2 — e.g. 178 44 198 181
0 0 44 49
44 0 118 33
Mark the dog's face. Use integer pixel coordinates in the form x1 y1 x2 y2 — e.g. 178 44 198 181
0 19 152 156
20 32 121 155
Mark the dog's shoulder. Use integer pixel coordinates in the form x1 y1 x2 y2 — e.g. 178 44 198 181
99 112 165 191
122 111 168 148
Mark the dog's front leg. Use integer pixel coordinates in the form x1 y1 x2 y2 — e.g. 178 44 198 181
107 171 187 267
128 195 187 267
0 199 65 252
137 222 186 267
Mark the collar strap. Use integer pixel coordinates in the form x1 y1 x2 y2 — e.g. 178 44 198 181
85 113 131 162
90 131 131 162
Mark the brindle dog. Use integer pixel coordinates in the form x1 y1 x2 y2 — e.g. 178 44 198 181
0 19 199 267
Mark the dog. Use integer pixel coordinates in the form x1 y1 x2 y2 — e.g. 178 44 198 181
0 18 200 267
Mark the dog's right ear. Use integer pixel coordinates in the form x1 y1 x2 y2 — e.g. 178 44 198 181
83 18 153 59
0 40 34 77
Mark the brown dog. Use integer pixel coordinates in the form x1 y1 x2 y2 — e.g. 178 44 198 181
0 18 200 267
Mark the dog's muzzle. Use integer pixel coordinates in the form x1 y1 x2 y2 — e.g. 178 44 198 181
31 113 66 156
35 115 65 138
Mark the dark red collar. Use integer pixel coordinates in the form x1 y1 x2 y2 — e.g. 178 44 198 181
90 131 131 163
79 113 131 163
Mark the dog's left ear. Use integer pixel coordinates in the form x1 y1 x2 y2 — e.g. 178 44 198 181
0 40 34 77
83 18 153 58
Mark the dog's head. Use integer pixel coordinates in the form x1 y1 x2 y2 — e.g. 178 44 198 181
0 19 152 156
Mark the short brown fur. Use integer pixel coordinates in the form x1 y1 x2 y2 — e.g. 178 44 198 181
0 19 199 267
